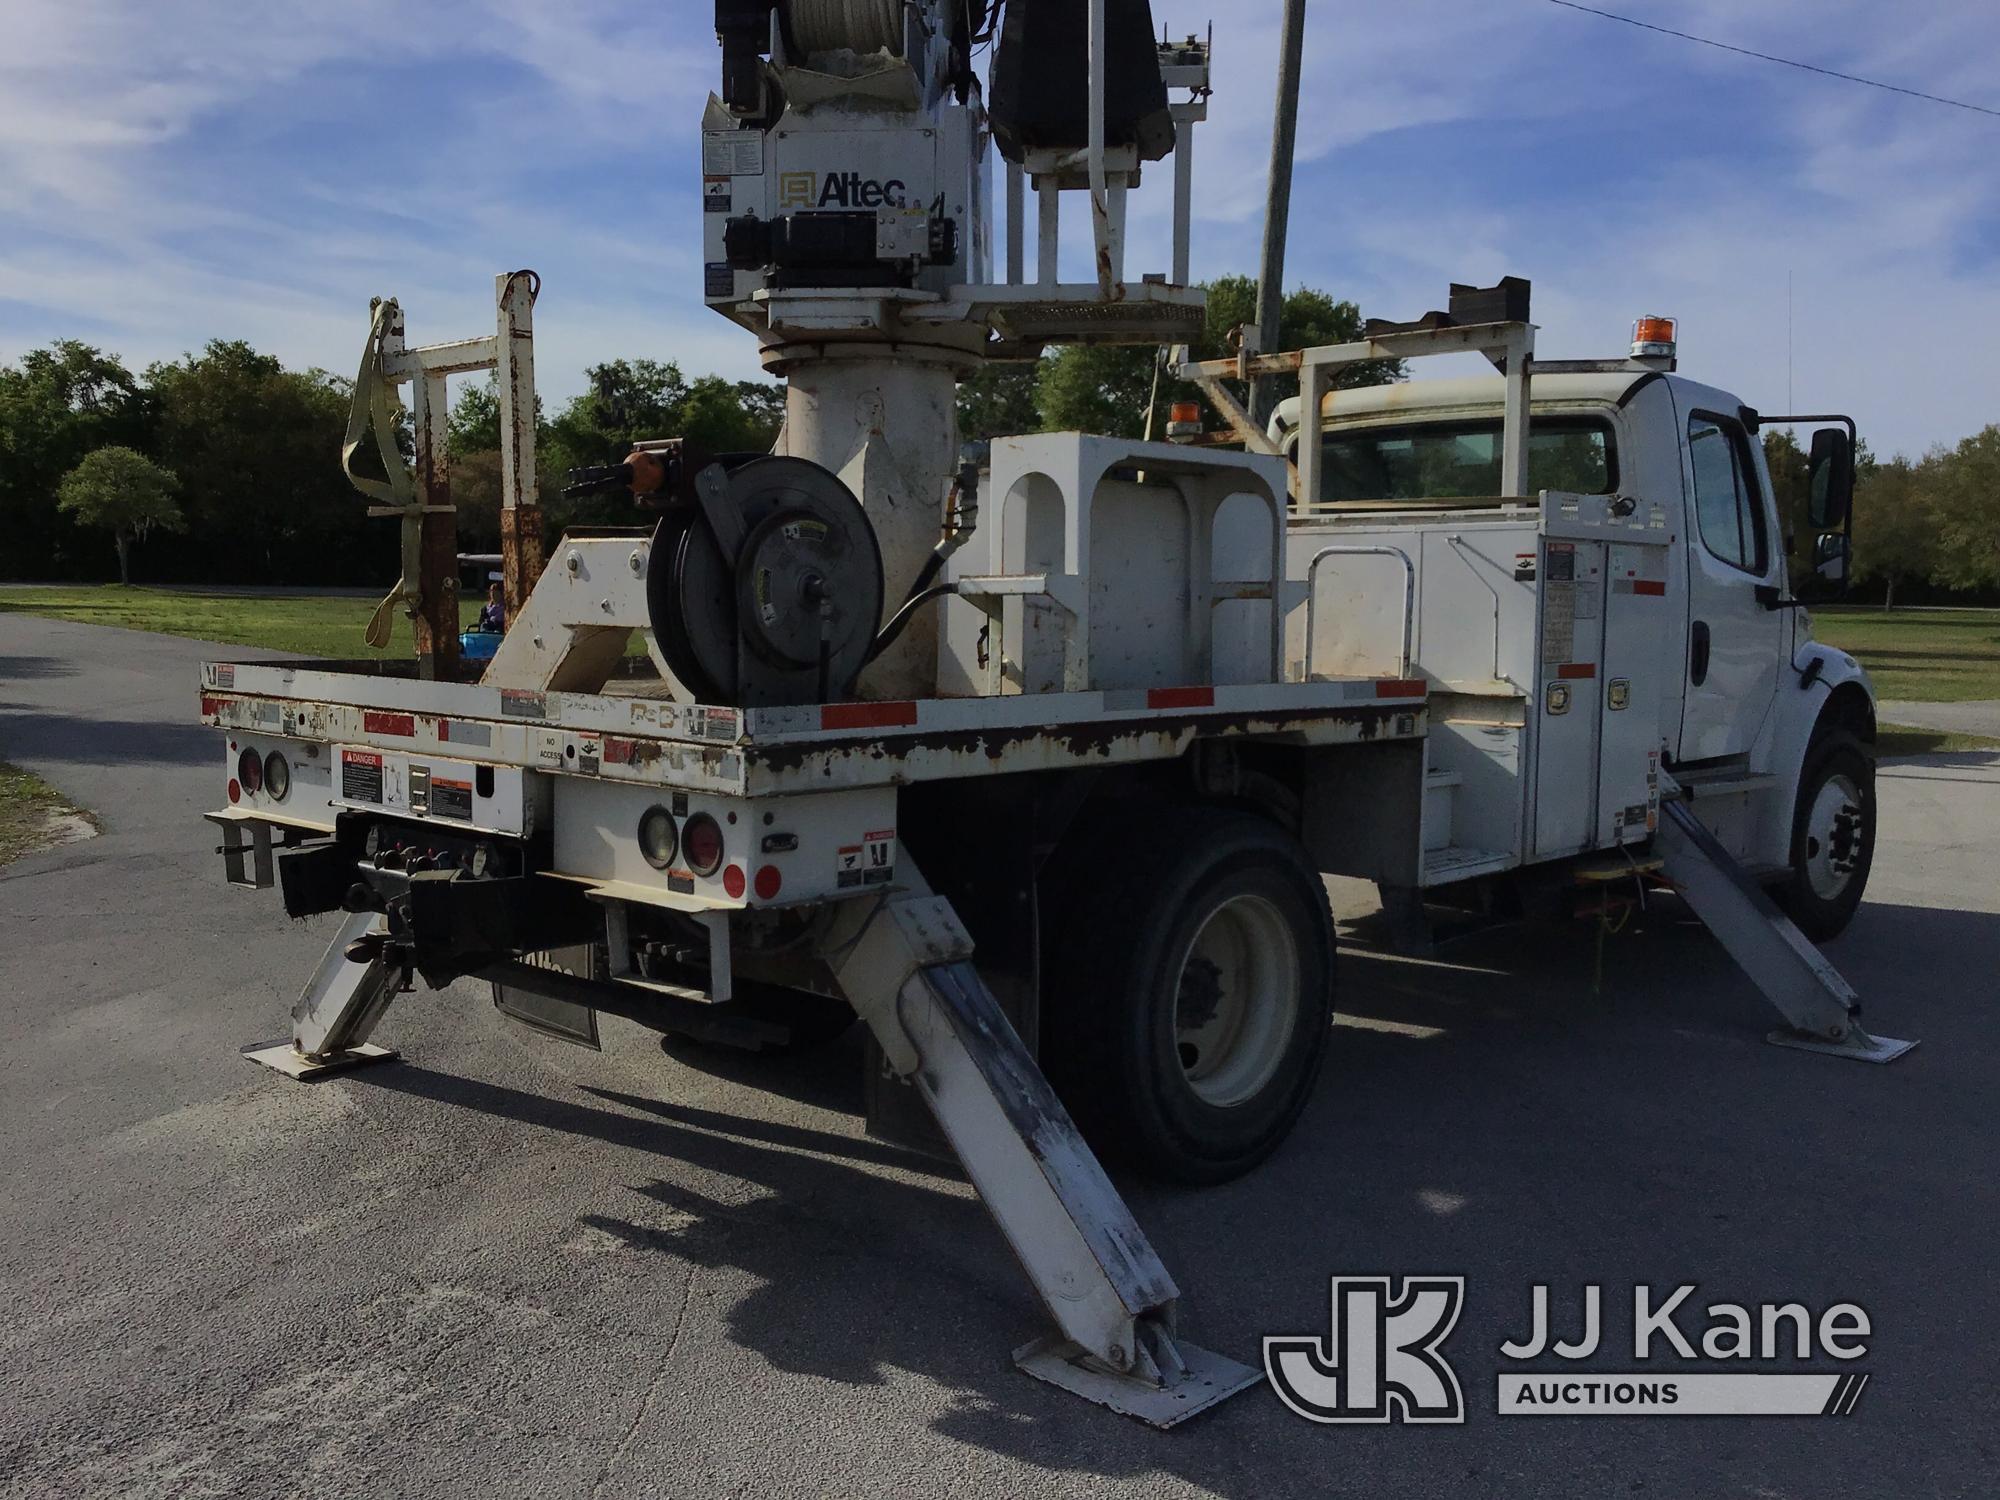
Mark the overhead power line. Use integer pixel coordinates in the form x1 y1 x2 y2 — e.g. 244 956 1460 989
1544 0 2000 119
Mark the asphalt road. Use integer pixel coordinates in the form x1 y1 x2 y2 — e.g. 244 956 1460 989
3 614 1996 1499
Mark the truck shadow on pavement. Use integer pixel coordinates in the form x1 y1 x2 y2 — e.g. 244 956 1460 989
0 654 79 680
0 706 217 767
354 891 1991 1493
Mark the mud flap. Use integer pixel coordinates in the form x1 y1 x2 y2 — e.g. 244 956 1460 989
493 945 602 1050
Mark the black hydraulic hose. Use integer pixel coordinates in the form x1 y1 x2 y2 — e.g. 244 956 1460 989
907 548 947 596
865 582 957 664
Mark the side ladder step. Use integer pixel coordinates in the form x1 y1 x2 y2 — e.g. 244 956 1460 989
1654 797 1916 1063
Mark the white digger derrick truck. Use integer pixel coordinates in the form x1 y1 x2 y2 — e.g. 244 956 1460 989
200 0 1912 1426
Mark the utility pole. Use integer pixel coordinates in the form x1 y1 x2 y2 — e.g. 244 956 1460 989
1250 0 1306 427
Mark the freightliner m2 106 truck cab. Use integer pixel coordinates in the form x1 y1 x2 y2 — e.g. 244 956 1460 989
1269 331 1872 939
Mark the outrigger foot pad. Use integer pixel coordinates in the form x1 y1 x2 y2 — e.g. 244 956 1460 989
241 1040 399 1080
1015 1335 1264 1428
1765 1027 1918 1065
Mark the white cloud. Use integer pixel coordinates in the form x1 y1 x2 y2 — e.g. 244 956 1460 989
1 0 1994 457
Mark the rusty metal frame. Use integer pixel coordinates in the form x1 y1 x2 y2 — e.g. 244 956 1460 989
359 270 541 681
493 270 543 623
1174 320 1538 506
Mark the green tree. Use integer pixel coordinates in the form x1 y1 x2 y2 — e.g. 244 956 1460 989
1850 457 1939 609
1926 425 2000 592
682 375 785 454
1762 429 1811 582
956 360 1043 443
447 377 503 456
145 340 355 583
1034 275 1401 439
56 446 183 583
1035 343 1159 438
0 342 150 578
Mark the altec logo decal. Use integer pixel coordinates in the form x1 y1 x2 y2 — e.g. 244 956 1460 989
778 171 908 209
1266 1277 1466 1423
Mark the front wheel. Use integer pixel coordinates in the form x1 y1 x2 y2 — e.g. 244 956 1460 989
1773 731 1876 941
1041 806 1335 1185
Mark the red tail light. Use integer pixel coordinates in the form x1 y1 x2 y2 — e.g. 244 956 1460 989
236 747 263 796
682 813 725 876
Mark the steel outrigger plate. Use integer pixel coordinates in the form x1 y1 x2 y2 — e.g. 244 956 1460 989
1766 1025 1918 1064
1015 1334 1263 1427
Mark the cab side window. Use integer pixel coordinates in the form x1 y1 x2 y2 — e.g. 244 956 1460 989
1687 414 1767 574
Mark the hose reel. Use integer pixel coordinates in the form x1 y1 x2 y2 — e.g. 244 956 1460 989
647 456 885 708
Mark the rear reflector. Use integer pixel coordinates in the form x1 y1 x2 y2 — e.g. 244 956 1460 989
1557 662 1598 679
364 711 417 737
722 865 747 900
1146 686 1214 710
1632 580 1666 597
1374 679 1427 698
820 701 918 731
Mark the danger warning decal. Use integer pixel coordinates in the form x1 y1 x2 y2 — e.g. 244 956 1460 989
836 829 896 889
341 749 384 804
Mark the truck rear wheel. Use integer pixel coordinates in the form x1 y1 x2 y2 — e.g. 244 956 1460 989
1042 806 1334 1185
1773 731 1875 941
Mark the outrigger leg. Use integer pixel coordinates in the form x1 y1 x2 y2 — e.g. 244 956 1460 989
827 877 1263 1426
1656 797 1916 1063
243 909 402 1078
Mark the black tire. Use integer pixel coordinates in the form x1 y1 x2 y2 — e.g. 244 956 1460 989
1772 730 1876 941
1041 805 1335 1185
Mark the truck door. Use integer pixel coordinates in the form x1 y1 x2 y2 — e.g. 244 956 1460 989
1677 405 1784 761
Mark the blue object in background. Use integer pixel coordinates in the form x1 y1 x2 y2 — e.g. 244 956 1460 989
459 630 501 663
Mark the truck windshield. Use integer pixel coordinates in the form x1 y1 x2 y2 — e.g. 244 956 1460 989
1305 418 1616 503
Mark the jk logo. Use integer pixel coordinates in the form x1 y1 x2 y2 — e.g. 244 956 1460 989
1265 1277 1466 1423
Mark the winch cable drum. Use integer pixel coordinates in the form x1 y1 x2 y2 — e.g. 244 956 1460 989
784 0 906 55
647 456 886 708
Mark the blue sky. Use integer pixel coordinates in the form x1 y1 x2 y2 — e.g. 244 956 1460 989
2 0 1995 459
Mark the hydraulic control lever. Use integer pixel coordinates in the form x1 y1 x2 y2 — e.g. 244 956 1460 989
561 461 634 499
562 440 715 505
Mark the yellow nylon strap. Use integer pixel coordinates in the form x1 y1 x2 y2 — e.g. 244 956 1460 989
341 299 422 651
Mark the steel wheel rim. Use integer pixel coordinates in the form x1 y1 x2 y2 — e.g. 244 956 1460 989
1804 772 1865 902
1173 893 1300 1108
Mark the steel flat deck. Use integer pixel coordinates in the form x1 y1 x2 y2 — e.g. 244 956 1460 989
199 660 1430 797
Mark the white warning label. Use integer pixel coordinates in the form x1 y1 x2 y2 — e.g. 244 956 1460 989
701 131 764 176
836 829 896 889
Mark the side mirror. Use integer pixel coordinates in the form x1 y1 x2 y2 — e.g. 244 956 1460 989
1814 531 1851 584
1808 427 1854 529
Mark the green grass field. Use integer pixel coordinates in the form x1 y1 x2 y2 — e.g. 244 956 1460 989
1811 606 2000 703
0 585 480 660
